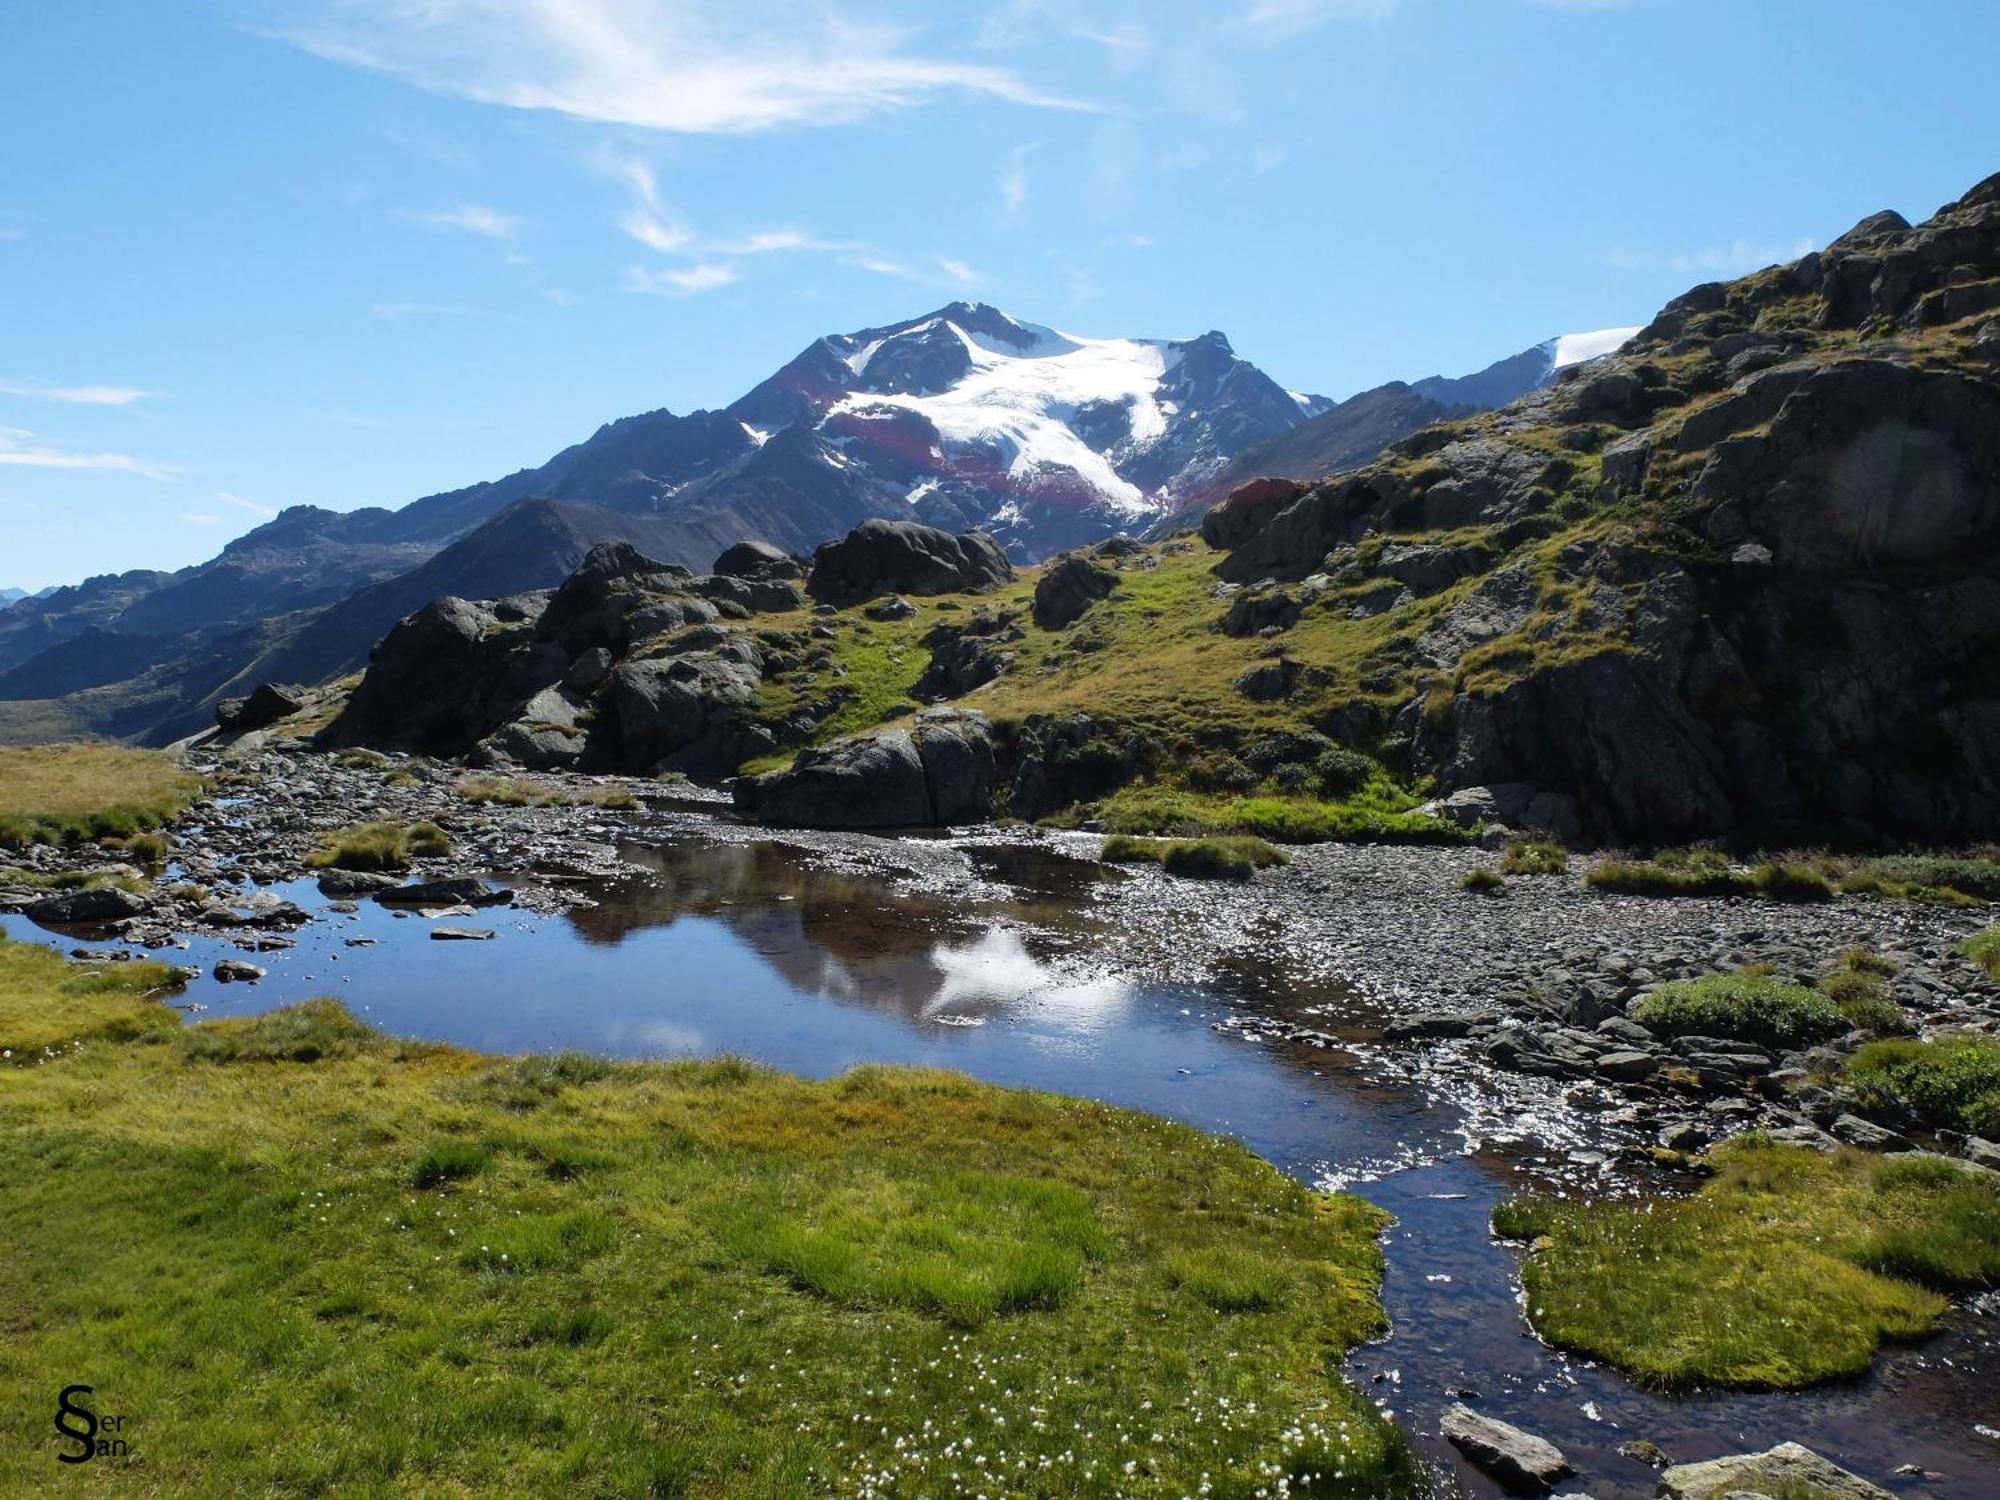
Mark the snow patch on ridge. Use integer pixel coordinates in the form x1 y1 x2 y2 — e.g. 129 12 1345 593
830 314 1184 517
1550 326 1643 370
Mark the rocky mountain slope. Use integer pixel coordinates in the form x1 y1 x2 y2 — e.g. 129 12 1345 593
0 305 1611 748
308 170 2000 848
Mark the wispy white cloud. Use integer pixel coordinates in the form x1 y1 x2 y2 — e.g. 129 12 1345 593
251 0 1087 134
624 262 742 296
596 151 694 253
403 202 520 239
0 226 25 242
0 379 155 406
215 489 279 518
1603 237 1817 275
1244 0 1400 37
0 426 180 480
999 143 1035 217
849 253 985 290
1074 21 1152 56
179 512 222 525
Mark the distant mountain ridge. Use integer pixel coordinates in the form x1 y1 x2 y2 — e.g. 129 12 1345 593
0 307 1633 745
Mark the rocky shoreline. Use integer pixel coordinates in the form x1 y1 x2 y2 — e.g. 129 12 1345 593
5 742 1996 1184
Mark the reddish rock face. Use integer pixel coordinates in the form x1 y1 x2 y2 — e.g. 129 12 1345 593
1200 476 1307 550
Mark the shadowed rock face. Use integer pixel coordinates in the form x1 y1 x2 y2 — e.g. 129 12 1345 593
322 524 1013 791
805 519 1014 606
733 709 998 829
1199 171 2000 845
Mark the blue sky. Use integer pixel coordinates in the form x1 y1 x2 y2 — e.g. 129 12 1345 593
3 0 1997 589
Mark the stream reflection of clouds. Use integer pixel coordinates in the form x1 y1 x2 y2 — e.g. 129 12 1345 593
924 926 1132 1026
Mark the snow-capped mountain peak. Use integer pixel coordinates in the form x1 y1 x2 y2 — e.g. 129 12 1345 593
719 302 1310 554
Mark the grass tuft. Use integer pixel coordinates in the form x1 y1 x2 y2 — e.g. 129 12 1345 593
304 820 452 872
1965 926 2000 981
1460 867 1506 893
1102 834 1289 881
1493 1137 2000 1389
1631 973 1844 1049
1499 839 1567 876
1846 1035 2000 1137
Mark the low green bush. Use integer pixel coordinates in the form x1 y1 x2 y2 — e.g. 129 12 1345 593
1844 855 2000 904
1585 858 1749 897
412 1141 492 1188
1750 861 1836 903
1846 1035 2000 1136
303 820 452 872
178 998 387 1064
1500 840 1567 876
1965 926 2000 981
1819 968 1910 1036
1631 974 1845 1049
1102 835 1289 881
1460 868 1506 893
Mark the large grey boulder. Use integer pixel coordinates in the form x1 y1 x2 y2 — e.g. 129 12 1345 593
324 596 555 756
608 649 766 776
1032 553 1118 629
26 886 149 925
735 709 997 829
806 520 1013 606
1439 1406 1571 1495
1199 476 1306 551
1658 1442 1893 1500
215 681 305 732
713 539 802 581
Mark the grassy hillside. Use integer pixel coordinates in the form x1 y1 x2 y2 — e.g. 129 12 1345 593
0 938 1414 1497
0 743 205 847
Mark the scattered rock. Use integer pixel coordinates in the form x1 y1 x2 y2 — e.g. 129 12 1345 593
212 958 267 983
1658 1441 1894 1500
431 926 497 941
1033 553 1119 629
26 886 148 925
1441 1405 1573 1495
375 877 513 908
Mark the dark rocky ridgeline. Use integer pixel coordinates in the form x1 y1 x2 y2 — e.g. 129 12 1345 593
1204 171 2000 845
321 522 1008 789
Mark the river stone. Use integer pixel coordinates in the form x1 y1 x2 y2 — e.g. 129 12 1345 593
212 958 267 983
25 886 149 924
1595 1050 1658 1083
375 877 513 908
315 869 404 895
1441 1406 1571 1494
1658 1442 1893 1500
431 926 497 942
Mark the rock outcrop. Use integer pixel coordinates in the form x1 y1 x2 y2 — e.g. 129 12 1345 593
1197 172 2000 844
733 709 998 828
1032 553 1118 629
805 519 1014 606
